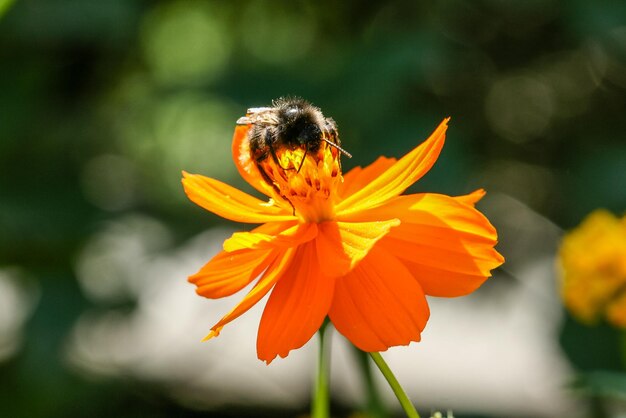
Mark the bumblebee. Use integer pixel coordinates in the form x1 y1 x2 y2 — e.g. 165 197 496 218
236 97 351 187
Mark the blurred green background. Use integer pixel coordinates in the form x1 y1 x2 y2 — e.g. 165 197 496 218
0 1 625 417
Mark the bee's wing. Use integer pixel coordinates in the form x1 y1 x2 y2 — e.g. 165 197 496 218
236 107 278 125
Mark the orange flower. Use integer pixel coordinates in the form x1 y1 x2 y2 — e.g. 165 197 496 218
182 118 504 363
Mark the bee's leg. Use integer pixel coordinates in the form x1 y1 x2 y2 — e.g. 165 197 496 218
256 161 274 186
256 161 296 216
296 144 308 174
268 143 296 171
263 130 290 171
268 144 282 168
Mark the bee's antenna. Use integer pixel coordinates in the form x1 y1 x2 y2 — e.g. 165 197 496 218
297 144 308 173
322 137 352 158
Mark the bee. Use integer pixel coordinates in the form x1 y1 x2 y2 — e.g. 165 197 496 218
236 97 351 187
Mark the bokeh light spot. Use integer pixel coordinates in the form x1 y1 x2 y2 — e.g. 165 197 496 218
485 75 555 143
0 269 39 362
81 154 139 212
141 1 230 85
75 215 172 302
115 92 239 203
240 1 316 65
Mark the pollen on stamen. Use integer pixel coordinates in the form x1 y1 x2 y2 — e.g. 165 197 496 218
258 142 344 222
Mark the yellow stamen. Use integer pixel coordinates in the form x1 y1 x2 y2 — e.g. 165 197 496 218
258 142 343 223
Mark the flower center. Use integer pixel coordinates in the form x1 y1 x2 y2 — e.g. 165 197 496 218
258 141 343 223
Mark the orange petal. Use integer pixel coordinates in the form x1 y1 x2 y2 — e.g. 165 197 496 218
335 118 449 216
203 247 296 341
339 156 397 198
453 188 486 206
353 193 503 297
182 171 295 223
344 193 497 237
221 220 297 251
315 220 400 278
232 125 279 198
190 248 275 298
256 241 335 363
329 245 430 352
224 222 318 252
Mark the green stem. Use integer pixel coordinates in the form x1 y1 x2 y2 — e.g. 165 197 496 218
312 320 331 418
353 347 388 418
369 352 420 418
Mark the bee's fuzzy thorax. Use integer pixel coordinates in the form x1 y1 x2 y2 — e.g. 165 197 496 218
238 97 348 216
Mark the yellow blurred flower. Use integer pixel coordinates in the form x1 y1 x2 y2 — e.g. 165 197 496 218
558 210 626 326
